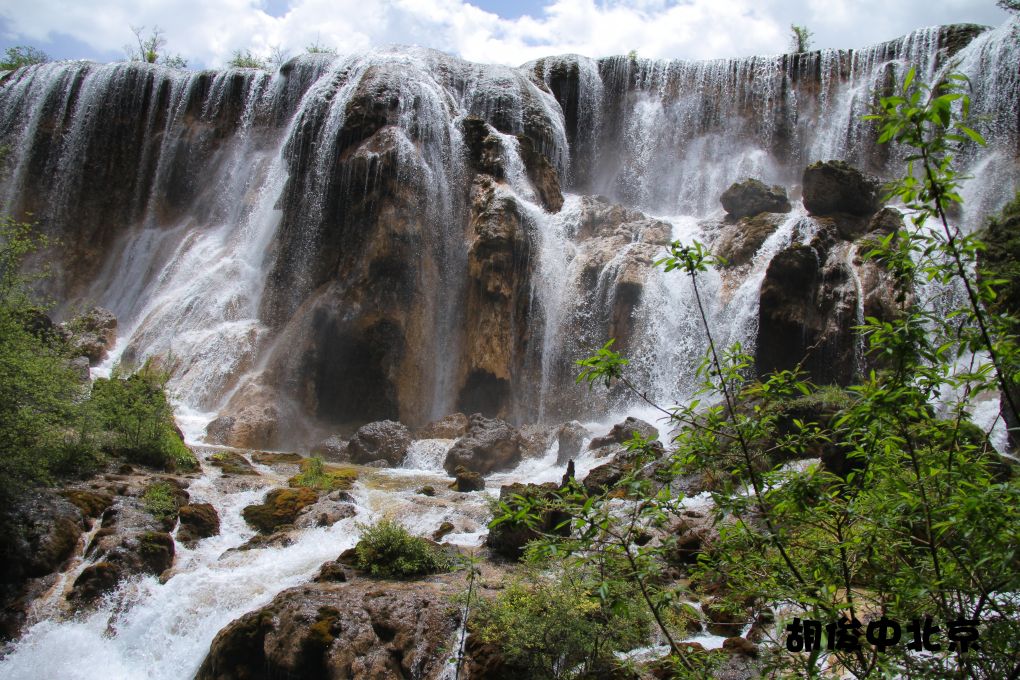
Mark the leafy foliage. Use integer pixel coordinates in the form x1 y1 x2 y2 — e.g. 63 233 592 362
790 24 813 52
354 519 450 578
288 456 356 491
126 25 187 68
496 68 1020 678
142 481 179 522
0 46 48 71
227 49 267 70
470 553 651 680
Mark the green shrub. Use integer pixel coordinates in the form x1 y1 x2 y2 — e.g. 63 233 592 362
142 481 178 521
89 359 196 470
470 556 650 679
353 519 450 578
288 456 356 491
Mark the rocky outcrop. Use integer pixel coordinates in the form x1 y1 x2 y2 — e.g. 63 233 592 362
802 160 881 218
556 421 589 464
196 579 459 680
589 416 658 449
485 482 569 559
416 412 469 439
449 465 485 492
755 235 858 385
443 414 525 476
711 212 787 267
61 307 117 365
720 179 791 218
346 420 411 467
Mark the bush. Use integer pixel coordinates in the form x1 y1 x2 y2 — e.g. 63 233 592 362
288 456 356 491
142 481 179 522
227 49 267 70
470 555 651 679
353 519 450 578
89 359 196 470
0 46 48 71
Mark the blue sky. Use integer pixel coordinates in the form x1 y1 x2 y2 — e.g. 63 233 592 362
0 1 1011 69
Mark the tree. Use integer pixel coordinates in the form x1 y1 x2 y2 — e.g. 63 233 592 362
497 69 1020 678
227 49 268 70
790 24 813 52
125 25 187 68
268 45 290 70
0 46 49 71
998 0 1019 13
306 38 337 56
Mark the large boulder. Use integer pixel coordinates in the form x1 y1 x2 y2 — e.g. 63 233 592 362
556 421 589 465
711 212 788 267
802 160 881 217
588 416 658 449
242 487 320 534
485 482 568 559
443 414 524 475
177 503 220 545
415 412 469 439
346 420 411 466
720 179 791 219
196 579 459 680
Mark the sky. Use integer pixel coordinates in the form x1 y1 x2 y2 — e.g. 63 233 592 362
0 0 1011 69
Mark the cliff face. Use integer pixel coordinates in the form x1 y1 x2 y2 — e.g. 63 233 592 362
0 22 1017 447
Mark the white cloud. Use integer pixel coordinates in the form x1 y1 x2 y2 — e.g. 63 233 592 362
0 0 1009 68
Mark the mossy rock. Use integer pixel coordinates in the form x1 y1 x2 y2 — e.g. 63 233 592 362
70 561 121 602
138 531 175 574
208 451 258 475
287 460 357 492
60 489 113 518
242 488 319 534
178 503 220 544
251 452 304 465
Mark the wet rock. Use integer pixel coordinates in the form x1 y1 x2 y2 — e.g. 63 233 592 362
234 530 296 552
588 416 658 449
461 116 505 178
556 421 589 465
711 212 788 267
207 451 258 476
516 134 564 213
444 414 524 476
242 487 320 534
802 160 881 218
703 598 751 637
485 482 568 560
723 637 759 658
69 355 91 382
177 503 220 545
432 522 455 541
70 530 175 603
204 385 281 449
346 420 411 467
581 449 630 494
720 178 791 218
62 307 117 365
417 485 436 497
519 423 557 459
293 495 357 529
449 466 485 492
60 489 113 519
755 230 860 385
313 560 349 583
310 435 349 462
416 413 469 439
196 580 459 680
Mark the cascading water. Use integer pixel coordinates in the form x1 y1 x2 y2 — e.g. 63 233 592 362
0 17 1018 678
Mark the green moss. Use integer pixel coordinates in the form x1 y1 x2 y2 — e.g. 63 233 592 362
242 487 319 534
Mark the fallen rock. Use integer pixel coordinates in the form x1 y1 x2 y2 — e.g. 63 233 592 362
802 160 881 217
720 178 791 218
432 522 455 541
310 435 348 462
443 414 524 475
417 485 436 497
207 451 258 476
346 420 411 467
